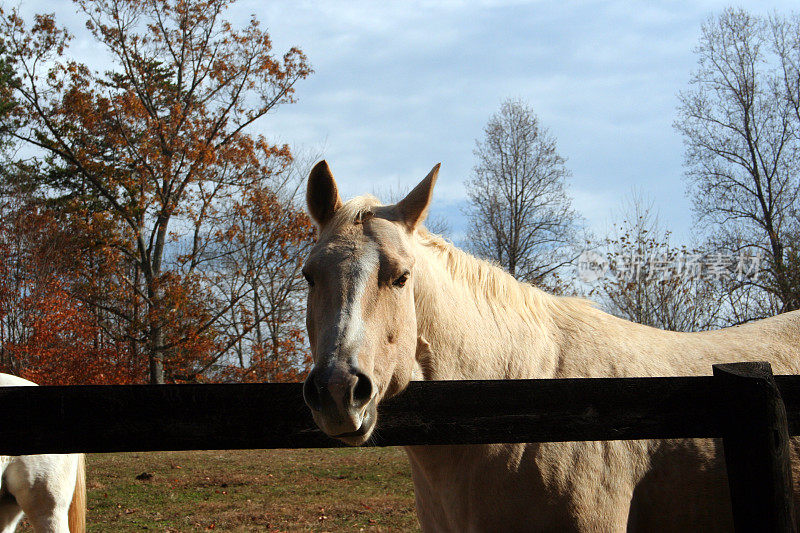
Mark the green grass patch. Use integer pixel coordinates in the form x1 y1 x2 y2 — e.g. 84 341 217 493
21 448 419 532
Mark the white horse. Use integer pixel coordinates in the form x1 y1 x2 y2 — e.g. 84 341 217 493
301 160 800 531
0 374 85 533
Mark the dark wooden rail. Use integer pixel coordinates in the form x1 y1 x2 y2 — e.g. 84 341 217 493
715 363 797 532
0 362 797 531
1 369 800 455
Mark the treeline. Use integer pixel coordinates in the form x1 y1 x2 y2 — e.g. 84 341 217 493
463 8 800 330
1 5 798 385
0 0 314 384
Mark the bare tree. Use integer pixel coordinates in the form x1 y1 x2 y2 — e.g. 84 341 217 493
773 13 800 313
773 13 800 128
587 193 725 332
464 98 579 288
675 8 800 319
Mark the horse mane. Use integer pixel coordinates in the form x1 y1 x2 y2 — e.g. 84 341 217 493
414 228 595 327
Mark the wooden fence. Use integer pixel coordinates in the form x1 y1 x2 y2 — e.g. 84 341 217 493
0 361 797 531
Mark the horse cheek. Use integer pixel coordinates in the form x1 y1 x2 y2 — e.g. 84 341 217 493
385 316 417 398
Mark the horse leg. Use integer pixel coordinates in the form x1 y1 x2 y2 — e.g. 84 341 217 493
557 441 639 533
11 487 70 533
573 497 633 533
4 456 77 533
0 496 24 533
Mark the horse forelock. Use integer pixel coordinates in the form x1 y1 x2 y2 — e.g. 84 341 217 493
318 195 384 238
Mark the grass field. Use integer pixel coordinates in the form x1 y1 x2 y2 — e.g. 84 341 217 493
22 448 419 532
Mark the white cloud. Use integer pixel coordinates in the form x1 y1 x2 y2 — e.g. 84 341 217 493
16 0 800 246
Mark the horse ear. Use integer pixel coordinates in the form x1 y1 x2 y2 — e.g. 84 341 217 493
397 163 440 230
307 160 343 228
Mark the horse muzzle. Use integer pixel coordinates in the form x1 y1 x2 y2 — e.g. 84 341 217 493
303 363 377 445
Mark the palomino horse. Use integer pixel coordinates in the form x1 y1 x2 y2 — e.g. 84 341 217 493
301 160 800 531
0 374 85 533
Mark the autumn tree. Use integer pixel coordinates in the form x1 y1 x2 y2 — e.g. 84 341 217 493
0 39 16 146
0 0 311 382
675 8 800 319
172 164 314 382
465 98 579 289
0 189 144 384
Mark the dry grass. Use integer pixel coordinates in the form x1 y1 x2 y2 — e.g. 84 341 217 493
20 448 419 532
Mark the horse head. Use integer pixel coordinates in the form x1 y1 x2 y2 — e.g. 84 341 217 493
301 160 439 445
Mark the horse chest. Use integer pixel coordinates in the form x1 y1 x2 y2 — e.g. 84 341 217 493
405 443 601 531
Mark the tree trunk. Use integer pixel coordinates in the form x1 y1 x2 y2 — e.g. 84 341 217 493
148 325 165 384
147 218 169 384
145 260 165 384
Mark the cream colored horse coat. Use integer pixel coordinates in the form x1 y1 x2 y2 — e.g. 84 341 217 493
302 161 800 532
0 374 85 533
406 229 800 532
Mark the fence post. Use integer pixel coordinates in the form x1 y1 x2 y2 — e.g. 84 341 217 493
713 362 796 533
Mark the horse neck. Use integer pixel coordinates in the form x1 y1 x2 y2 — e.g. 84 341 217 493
411 237 562 381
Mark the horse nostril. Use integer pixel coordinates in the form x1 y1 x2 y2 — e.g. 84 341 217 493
352 371 374 409
303 371 322 411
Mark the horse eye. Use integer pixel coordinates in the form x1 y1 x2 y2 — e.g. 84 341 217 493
393 272 410 288
303 271 315 287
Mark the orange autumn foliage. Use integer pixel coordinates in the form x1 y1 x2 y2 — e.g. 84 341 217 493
0 200 144 384
0 0 314 384
5 281 145 385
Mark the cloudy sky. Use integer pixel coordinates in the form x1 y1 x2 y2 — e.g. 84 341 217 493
21 0 800 243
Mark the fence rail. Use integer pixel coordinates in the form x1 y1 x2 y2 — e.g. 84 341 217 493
0 362 797 531
1 367 799 455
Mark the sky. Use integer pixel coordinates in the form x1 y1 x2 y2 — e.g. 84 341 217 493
19 0 800 244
